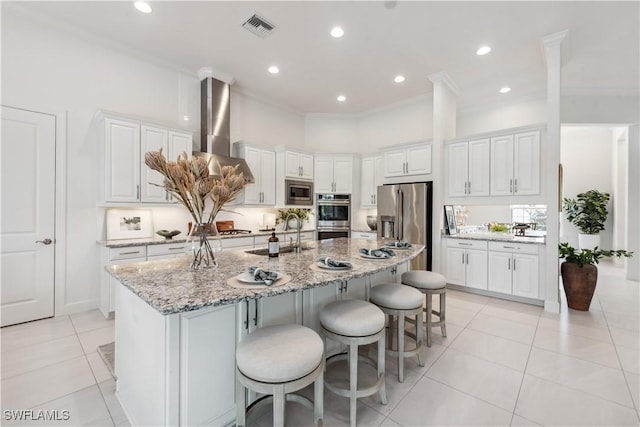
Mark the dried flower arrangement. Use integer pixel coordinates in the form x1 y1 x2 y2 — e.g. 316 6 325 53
144 149 246 267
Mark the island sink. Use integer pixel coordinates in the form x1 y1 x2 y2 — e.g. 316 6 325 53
245 245 314 256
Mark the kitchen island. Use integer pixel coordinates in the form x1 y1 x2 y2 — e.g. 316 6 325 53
107 237 423 426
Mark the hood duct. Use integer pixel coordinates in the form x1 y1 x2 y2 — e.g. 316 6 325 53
194 76 255 183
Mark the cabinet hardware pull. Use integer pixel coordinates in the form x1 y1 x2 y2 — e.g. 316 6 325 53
509 179 513 193
120 251 141 255
244 301 250 329
462 253 465 264
503 246 515 249
467 181 471 194
168 247 184 251
459 243 472 246
465 253 469 264
253 300 258 326
508 258 511 270
373 195 376 204
513 259 516 270
514 179 518 193
136 185 140 200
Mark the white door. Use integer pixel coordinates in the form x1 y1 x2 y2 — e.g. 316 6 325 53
513 131 540 195
490 135 514 196
333 157 353 193
285 151 301 178
465 249 488 290
361 156 376 207
468 138 490 196
105 118 140 202
242 146 261 204
383 148 406 177
406 143 432 175
445 247 466 286
488 251 513 294
1 107 56 326
299 153 314 180
314 157 334 193
512 254 539 298
140 125 168 203
260 149 276 205
447 142 469 197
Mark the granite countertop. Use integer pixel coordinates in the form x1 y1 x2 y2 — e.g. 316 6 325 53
98 228 317 248
106 238 424 315
444 233 546 245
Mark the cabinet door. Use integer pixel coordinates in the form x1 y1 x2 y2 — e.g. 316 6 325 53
260 150 276 205
512 253 539 298
406 143 432 175
168 131 192 161
383 148 406 177
490 135 514 196
447 142 469 197
314 157 334 193
361 157 376 207
468 138 490 196
105 118 140 202
445 247 466 286
140 125 168 203
285 151 300 178
374 156 383 193
487 251 512 294
333 157 353 193
513 131 540 195
299 153 314 180
258 293 300 328
465 249 488 290
106 255 146 313
242 146 262 204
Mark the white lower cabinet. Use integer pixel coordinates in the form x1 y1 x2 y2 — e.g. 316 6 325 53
445 240 488 290
352 231 377 241
100 246 147 317
488 242 539 299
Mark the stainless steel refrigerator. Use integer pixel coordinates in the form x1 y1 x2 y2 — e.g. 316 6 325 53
377 182 433 271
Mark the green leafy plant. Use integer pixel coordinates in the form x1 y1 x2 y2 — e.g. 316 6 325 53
558 242 633 267
490 223 510 233
275 208 313 225
563 190 610 234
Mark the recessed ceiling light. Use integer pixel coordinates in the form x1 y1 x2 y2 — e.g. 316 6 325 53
134 1 152 13
268 66 279 74
331 27 344 38
337 95 346 102
394 75 405 83
499 87 511 94
476 46 491 56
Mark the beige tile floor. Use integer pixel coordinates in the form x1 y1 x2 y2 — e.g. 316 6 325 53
1 262 638 426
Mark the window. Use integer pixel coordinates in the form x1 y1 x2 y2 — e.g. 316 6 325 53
510 205 547 231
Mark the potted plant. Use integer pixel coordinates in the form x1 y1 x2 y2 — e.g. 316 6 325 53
276 208 313 230
562 190 610 250
558 242 632 310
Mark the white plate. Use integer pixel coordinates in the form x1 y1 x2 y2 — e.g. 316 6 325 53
237 271 281 284
359 253 392 259
316 261 352 270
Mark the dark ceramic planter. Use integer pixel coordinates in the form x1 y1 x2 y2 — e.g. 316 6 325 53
561 262 598 311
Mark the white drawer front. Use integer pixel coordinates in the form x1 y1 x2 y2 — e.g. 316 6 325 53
147 242 188 257
109 246 147 260
446 239 487 250
488 241 538 254
353 232 377 241
222 236 254 249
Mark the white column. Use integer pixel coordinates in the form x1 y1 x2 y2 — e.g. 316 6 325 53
428 72 458 273
626 125 640 280
542 30 568 313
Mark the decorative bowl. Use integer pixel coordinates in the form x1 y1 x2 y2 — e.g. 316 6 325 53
366 215 377 231
156 229 181 239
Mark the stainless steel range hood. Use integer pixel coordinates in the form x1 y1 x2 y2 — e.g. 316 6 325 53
194 76 255 183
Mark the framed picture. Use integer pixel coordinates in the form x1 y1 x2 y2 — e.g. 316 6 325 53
106 209 153 240
444 205 457 235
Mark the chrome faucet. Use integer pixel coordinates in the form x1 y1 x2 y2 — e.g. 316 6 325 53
284 213 301 253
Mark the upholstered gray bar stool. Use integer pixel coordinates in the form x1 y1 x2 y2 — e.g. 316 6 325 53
319 299 387 427
401 271 447 347
369 283 424 382
236 324 324 427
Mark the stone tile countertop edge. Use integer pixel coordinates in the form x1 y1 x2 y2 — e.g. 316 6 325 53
97 228 317 248
106 238 424 315
443 233 546 244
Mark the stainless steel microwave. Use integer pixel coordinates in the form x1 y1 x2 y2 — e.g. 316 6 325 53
285 179 314 206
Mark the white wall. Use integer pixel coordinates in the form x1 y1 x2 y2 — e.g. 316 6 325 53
457 97 547 137
560 127 615 248
561 93 640 125
304 115 358 152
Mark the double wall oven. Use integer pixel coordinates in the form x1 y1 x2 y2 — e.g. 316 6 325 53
316 194 351 240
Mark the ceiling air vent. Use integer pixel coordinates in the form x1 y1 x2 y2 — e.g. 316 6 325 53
242 14 275 38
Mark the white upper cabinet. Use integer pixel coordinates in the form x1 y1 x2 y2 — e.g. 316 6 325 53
383 141 432 178
447 138 490 197
314 154 353 194
234 143 276 206
105 118 141 202
490 131 540 196
361 155 382 207
102 114 193 204
285 150 314 180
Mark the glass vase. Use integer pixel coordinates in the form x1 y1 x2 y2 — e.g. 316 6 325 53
187 223 218 269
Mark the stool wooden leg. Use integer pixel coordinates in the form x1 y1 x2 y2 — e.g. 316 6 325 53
397 313 405 383
273 384 286 427
236 373 246 427
349 342 358 427
416 312 424 366
314 361 324 427
426 292 433 347
377 334 387 405
440 291 447 338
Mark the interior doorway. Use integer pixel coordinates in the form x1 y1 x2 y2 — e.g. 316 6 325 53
1 106 56 326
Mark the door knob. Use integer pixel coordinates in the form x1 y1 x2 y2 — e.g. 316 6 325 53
36 238 53 245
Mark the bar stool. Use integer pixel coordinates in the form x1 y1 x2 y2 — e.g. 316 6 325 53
319 299 387 427
401 271 447 347
236 324 324 427
369 283 424 382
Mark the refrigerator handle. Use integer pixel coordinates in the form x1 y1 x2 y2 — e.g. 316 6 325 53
399 190 404 241
395 189 401 240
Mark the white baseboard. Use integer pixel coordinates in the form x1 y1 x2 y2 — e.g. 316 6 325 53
544 300 560 313
58 299 100 316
